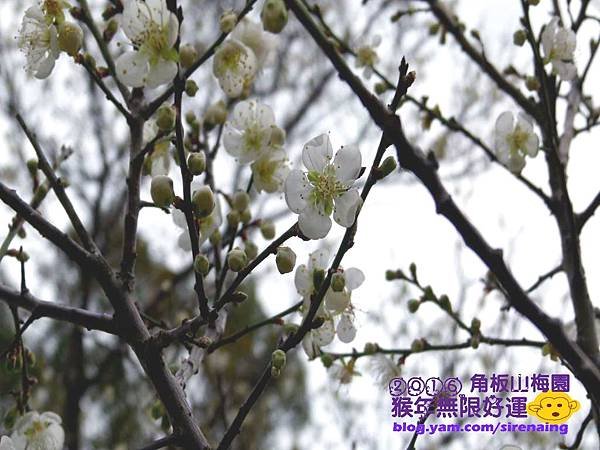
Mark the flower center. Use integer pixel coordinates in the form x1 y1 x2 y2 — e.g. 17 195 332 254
508 127 529 156
307 165 345 215
357 46 377 66
138 22 172 63
220 45 243 72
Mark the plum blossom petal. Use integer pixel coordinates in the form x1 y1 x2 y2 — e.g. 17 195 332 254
333 188 362 228
344 267 365 290
299 207 332 240
284 169 310 213
302 134 332 172
337 313 357 343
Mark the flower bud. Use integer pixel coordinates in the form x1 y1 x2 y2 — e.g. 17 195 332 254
374 81 389 95
513 29 527 46
180 44 198 69
407 299 420 313
185 79 199 97
220 10 238 33
232 190 250 212
150 175 174 208
185 110 197 125
227 248 247 272
103 19 119 42
275 246 296 274
470 335 480 349
313 268 325 290
377 156 398 179
204 100 228 127
192 186 215 217
331 273 345 292
231 291 248 303
156 105 176 131
525 76 540 91
528 0 540 5
364 342 378 354
26 158 39 175
227 210 240 228
269 125 286 147
471 317 481 332
16 251 30 263
411 338 425 353
187 151 206 175
194 254 210 276
271 366 281 378
58 21 83 57
271 349 286 370
260 220 276 240
320 353 334 368
240 208 252 224
261 0 288 33
209 230 221 246
244 241 258 260
439 294 451 312
283 322 299 334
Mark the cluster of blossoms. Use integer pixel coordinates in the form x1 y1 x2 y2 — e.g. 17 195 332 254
0 411 64 450
17 0 83 79
494 111 539 173
294 249 365 359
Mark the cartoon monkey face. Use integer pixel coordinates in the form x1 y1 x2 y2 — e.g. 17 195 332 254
527 392 580 424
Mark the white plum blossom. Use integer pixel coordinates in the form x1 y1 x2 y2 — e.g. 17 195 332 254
251 148 290 193
295 250 364 357
285 134 363 239
7 411 64 450
173 195 222 251
116 0 179 88
17 5 60 79
369 354 402 388
223 100 276 164
355 35 381 79
212 39 257 98
143 122 172 176
231 19 277 68
542 18 577 81
494 111 539 173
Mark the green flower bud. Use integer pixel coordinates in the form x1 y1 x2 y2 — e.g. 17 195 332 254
385 270 398 281
283 322 299 334
411 338 425 353
513 29 527 46
26 158 39 175
16 251 30 263
320 353 334 368
187 151 206 175
220 10 238 33
439 294 451 312
185 110 197 125
227 248 247 272
83 52 96 68
541 342 552 356
209 230 221 246
407 299 420 313
231 291 248 303
269 125 286 147
528 0 540 5
364 342 378 354
244 241 258 260
525 76 540 91
240 208 252 224
275 246 296 274
261 0 288 33
156 105 176 132
194 254 210 276
313 268 325 290
428 22 440 35
374 81 389 95
271 366 281 378
470 335 480 349
331 273 345 292
271 349 286 370
471 317 481 332
204 100 228 127
377 156 398 179
227 210 240 228
192 186 215 217
422 286 436 301
260 220 276 240
58 21 83 57
103 19 119 42
179 44 198 69
150 175 174 208
232 190 250 212
185 79 199 97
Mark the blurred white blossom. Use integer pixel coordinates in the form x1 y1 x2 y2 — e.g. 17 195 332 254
212 39 257 98
542 17 576 81
494 111 539 173
6 411 64 450
355 35 381 79
17 5 60 79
